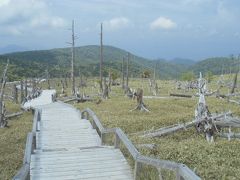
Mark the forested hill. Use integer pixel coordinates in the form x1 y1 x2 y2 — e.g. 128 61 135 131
0 45 188 81
0 45 237 81
190 57 238 75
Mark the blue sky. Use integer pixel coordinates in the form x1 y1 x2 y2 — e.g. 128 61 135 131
0 0 240 60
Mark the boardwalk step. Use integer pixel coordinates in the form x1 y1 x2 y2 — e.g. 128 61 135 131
28 98 133 180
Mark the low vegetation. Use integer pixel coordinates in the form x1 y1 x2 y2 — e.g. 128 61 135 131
72 78 240 179
0 102 32 180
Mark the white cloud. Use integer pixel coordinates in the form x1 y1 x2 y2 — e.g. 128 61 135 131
30 15 66 28
0 0 10 7
0 0 66 36
150 17 177 30
103 17 130 31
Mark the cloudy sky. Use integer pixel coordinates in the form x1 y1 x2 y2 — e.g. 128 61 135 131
0 0 240 60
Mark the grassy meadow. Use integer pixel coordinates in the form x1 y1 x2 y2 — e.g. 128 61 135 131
59 76 240 180
0 100 32 179
1 74 240 179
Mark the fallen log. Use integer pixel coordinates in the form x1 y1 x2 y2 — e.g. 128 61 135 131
136 143 157 150
169 93 192 98
219 133 240 139
6 111 23 119
141 112 232 138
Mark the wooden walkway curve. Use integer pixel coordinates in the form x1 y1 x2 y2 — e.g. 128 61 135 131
28 91 133 180
14 89 201 180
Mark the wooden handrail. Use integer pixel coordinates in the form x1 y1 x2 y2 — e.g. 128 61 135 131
81 108 201 180
12 132 33 180
13 109 41 180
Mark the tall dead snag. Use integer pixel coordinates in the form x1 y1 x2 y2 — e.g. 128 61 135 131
0 60 9 128
195 72 216 142
122 57 125 89
99 23 103 92
71 20 76 95
24 79 28 98
231 70 238 94
108 70 111 92
125 52 130 91
20 80 24 103
131 88 149 112
12 84 18 103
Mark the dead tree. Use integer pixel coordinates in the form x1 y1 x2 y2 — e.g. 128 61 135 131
60 80 65 94
69 20 76 95
0 61 9 127
126 52 130 89
102 78 109 99
12 84 18 103
99 23 103 92
231 70 238 94
131 88 149 112
47 79 51 90
154 83 159 95
122 57 125 89
24 79 28 98
64 75 68 88
108 70 111 92
20 80 24 103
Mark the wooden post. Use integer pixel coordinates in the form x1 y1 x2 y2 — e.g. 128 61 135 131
71 20 76 95
122 57 125 89
114 133 120 148
134 161 140 180
99 23 103 92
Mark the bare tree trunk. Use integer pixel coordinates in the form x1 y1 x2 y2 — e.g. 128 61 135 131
47 79 51 89
20 80 24 103
122 57 125 89
0 60 8 127
231 71 238 94
12 84 18 103
64 75 68 88
108 70 111 92
103 77 109 99
126 52 130 88
71 20 76 95
99 23 103 92
131 88 149 112
61 80 65 94
24 79 28 98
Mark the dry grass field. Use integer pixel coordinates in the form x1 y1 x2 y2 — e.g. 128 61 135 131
0 101 32 180
72 77 240 180
1 75 240 179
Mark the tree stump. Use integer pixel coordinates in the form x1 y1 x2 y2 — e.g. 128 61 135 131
131 88 149 112
102 84 109 99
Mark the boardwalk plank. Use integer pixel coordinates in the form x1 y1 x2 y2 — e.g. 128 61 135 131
28 91 133 180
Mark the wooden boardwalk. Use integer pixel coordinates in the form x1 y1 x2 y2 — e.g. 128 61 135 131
23 90 56 109
29 91 133 180
14 89 200 180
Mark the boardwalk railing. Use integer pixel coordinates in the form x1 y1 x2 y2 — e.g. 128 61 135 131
13 109 41 180
81 108 201 180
